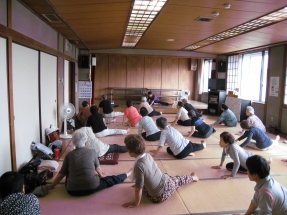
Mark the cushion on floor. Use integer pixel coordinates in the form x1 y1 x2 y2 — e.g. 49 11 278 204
98 153 119 165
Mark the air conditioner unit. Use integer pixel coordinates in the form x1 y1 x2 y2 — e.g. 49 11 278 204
181 90 190 99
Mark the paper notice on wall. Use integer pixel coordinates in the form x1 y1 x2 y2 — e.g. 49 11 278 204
269 77 279 97
79 81 92 98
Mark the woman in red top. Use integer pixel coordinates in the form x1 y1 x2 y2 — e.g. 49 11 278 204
123 100 142 127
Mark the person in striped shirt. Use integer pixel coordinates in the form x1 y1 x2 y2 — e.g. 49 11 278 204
151 117 206 159
138 107 161 141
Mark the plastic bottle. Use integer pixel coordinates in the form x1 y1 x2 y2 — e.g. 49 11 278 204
54 147 60 159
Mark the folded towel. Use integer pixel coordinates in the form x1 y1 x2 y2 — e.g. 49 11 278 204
38 160 59 173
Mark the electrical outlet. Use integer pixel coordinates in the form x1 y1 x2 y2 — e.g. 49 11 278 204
271 117 273 121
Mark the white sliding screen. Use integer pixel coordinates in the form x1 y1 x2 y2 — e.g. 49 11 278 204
40 52 57 143
0 37 12 174
12 43 40 169
64 59 69 103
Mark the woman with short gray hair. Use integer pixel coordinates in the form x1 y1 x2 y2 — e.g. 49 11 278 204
48 129 131 196
246 106 266 132
139 97 162 117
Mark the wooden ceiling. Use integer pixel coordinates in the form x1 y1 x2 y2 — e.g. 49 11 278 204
19 0 287 55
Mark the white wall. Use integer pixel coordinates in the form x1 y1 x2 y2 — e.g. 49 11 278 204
40 52 57 143
0 37 12 174
12 43 40 169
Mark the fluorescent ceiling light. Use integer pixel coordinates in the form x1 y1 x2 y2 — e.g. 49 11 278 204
183 6 287 51
122 0 168 48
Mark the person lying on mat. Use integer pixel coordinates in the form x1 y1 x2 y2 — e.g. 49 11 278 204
138 107 161 141
79 127 127 157
151 117 206 159
242 155 287 215
0 171 41 215
170 101 191 126
214 103 237 127
187 110 216 138
211 132 255 179
122 134 199 208
139 97 162 117
122 100 142 127
87 106 130 138
236 120 280 151
48 129 131 196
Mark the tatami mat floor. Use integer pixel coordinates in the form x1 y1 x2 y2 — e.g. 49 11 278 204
40 114 287 215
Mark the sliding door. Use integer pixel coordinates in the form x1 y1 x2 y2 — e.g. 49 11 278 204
40 52 57 143
12 43 40 169
0 37 12 174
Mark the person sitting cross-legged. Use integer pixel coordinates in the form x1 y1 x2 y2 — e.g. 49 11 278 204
48 129 131 196
151 117 206 159
138 107 161 141
214 103 237 127
87 106 129 138
122 134 199 208
0 171 41 215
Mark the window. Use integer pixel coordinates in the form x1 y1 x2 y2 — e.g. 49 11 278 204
227 55 239 92
227 50 268 102
201 60 212 92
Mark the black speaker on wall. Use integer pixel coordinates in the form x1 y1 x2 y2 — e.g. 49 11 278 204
218 61 226 72
78 55 89 68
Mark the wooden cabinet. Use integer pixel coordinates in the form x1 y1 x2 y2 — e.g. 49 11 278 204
208 91 226 115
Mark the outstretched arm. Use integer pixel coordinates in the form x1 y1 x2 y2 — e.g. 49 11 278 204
188 126 196 137
96 166 106 178
122 187 143 208
151 146 163 158
244 202 257 215
48 173 65 190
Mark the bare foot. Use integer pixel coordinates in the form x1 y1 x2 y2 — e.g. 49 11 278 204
268 157 272 164
191 172 199 182
126 168 133 178
201 140 206 148
281 159 287 162
188 153 195 156
126 126 131 133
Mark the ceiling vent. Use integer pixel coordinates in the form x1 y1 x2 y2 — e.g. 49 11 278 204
195 16 214 22
42 14 62 23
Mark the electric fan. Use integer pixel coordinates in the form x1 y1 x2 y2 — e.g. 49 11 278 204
181 90 190 99
60 102 75 139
